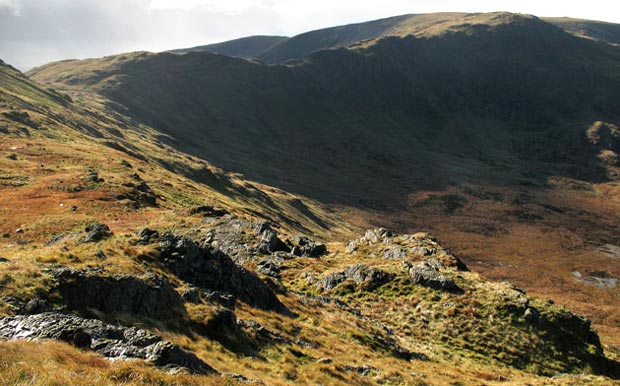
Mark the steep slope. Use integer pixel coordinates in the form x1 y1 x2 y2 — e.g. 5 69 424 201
251 12 467 63
28 13 620 203
5 55 620 385
26 11 620 350
166 13 620 65
545 17 620 45
170 35 289 58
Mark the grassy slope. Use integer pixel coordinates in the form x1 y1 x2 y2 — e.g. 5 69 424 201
25 12 620 347
545 17 620 45
6 58 620 385
161 12 620 64
170 35 289 58
8 12 620 384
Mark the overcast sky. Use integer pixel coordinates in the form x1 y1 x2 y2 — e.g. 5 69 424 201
2 0 620 71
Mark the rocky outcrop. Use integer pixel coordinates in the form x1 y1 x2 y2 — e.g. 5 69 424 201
137 228 159 244
317 264 393 292
49 267 186 320
206 217 289 263
0 312 216 374
290 235 327 257
118 173 157 207
158 233 289 314
80 223 112 243
189 205 229 217
405 260 460 292
346 229 468 271
257 258 281 278
346 228 393 252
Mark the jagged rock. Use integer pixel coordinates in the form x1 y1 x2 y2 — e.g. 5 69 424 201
364 228 393 244
383 247 407 259
0 257 10 263
138 228 159 244
290 235 327 257
345 240 359 253
410 246 435 256
317 264 393 292
189 205 229 217
208 217 289 263
346 228 392 253
158 233 288 313
81 223 112 243
318 272 347 291
23 298 51 314
257 258 281 278
6 153 17 160
257 227 289 254
344 264 394 290
48 267 185 320
145 341 215 374
0 312 216 374
407 260 460 291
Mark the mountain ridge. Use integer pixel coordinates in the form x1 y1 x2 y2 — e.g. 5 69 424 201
154 12 620 64
4 10 620 385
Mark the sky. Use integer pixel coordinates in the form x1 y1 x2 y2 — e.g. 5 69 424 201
1 0 620 71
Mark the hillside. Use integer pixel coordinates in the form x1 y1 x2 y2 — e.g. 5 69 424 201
26 12 620 351
170 35 289 58
4 10 620 385
6 52 620 384
545 17 620 45
170 12 620 64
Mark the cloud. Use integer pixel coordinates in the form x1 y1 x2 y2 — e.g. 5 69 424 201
0 0 21 15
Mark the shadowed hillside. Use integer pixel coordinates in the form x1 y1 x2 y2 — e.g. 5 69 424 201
28 13 620 207
6 47 620 384
6 11 620 384
170 35 289 58
545 17 620 45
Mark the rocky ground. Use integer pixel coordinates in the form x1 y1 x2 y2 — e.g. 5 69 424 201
1 212 619 384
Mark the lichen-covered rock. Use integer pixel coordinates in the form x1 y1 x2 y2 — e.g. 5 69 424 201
207 217 289 263
316 264 393 292
406 260 460 292
383 247 407 259
347 229 468 271
0 312 216 374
